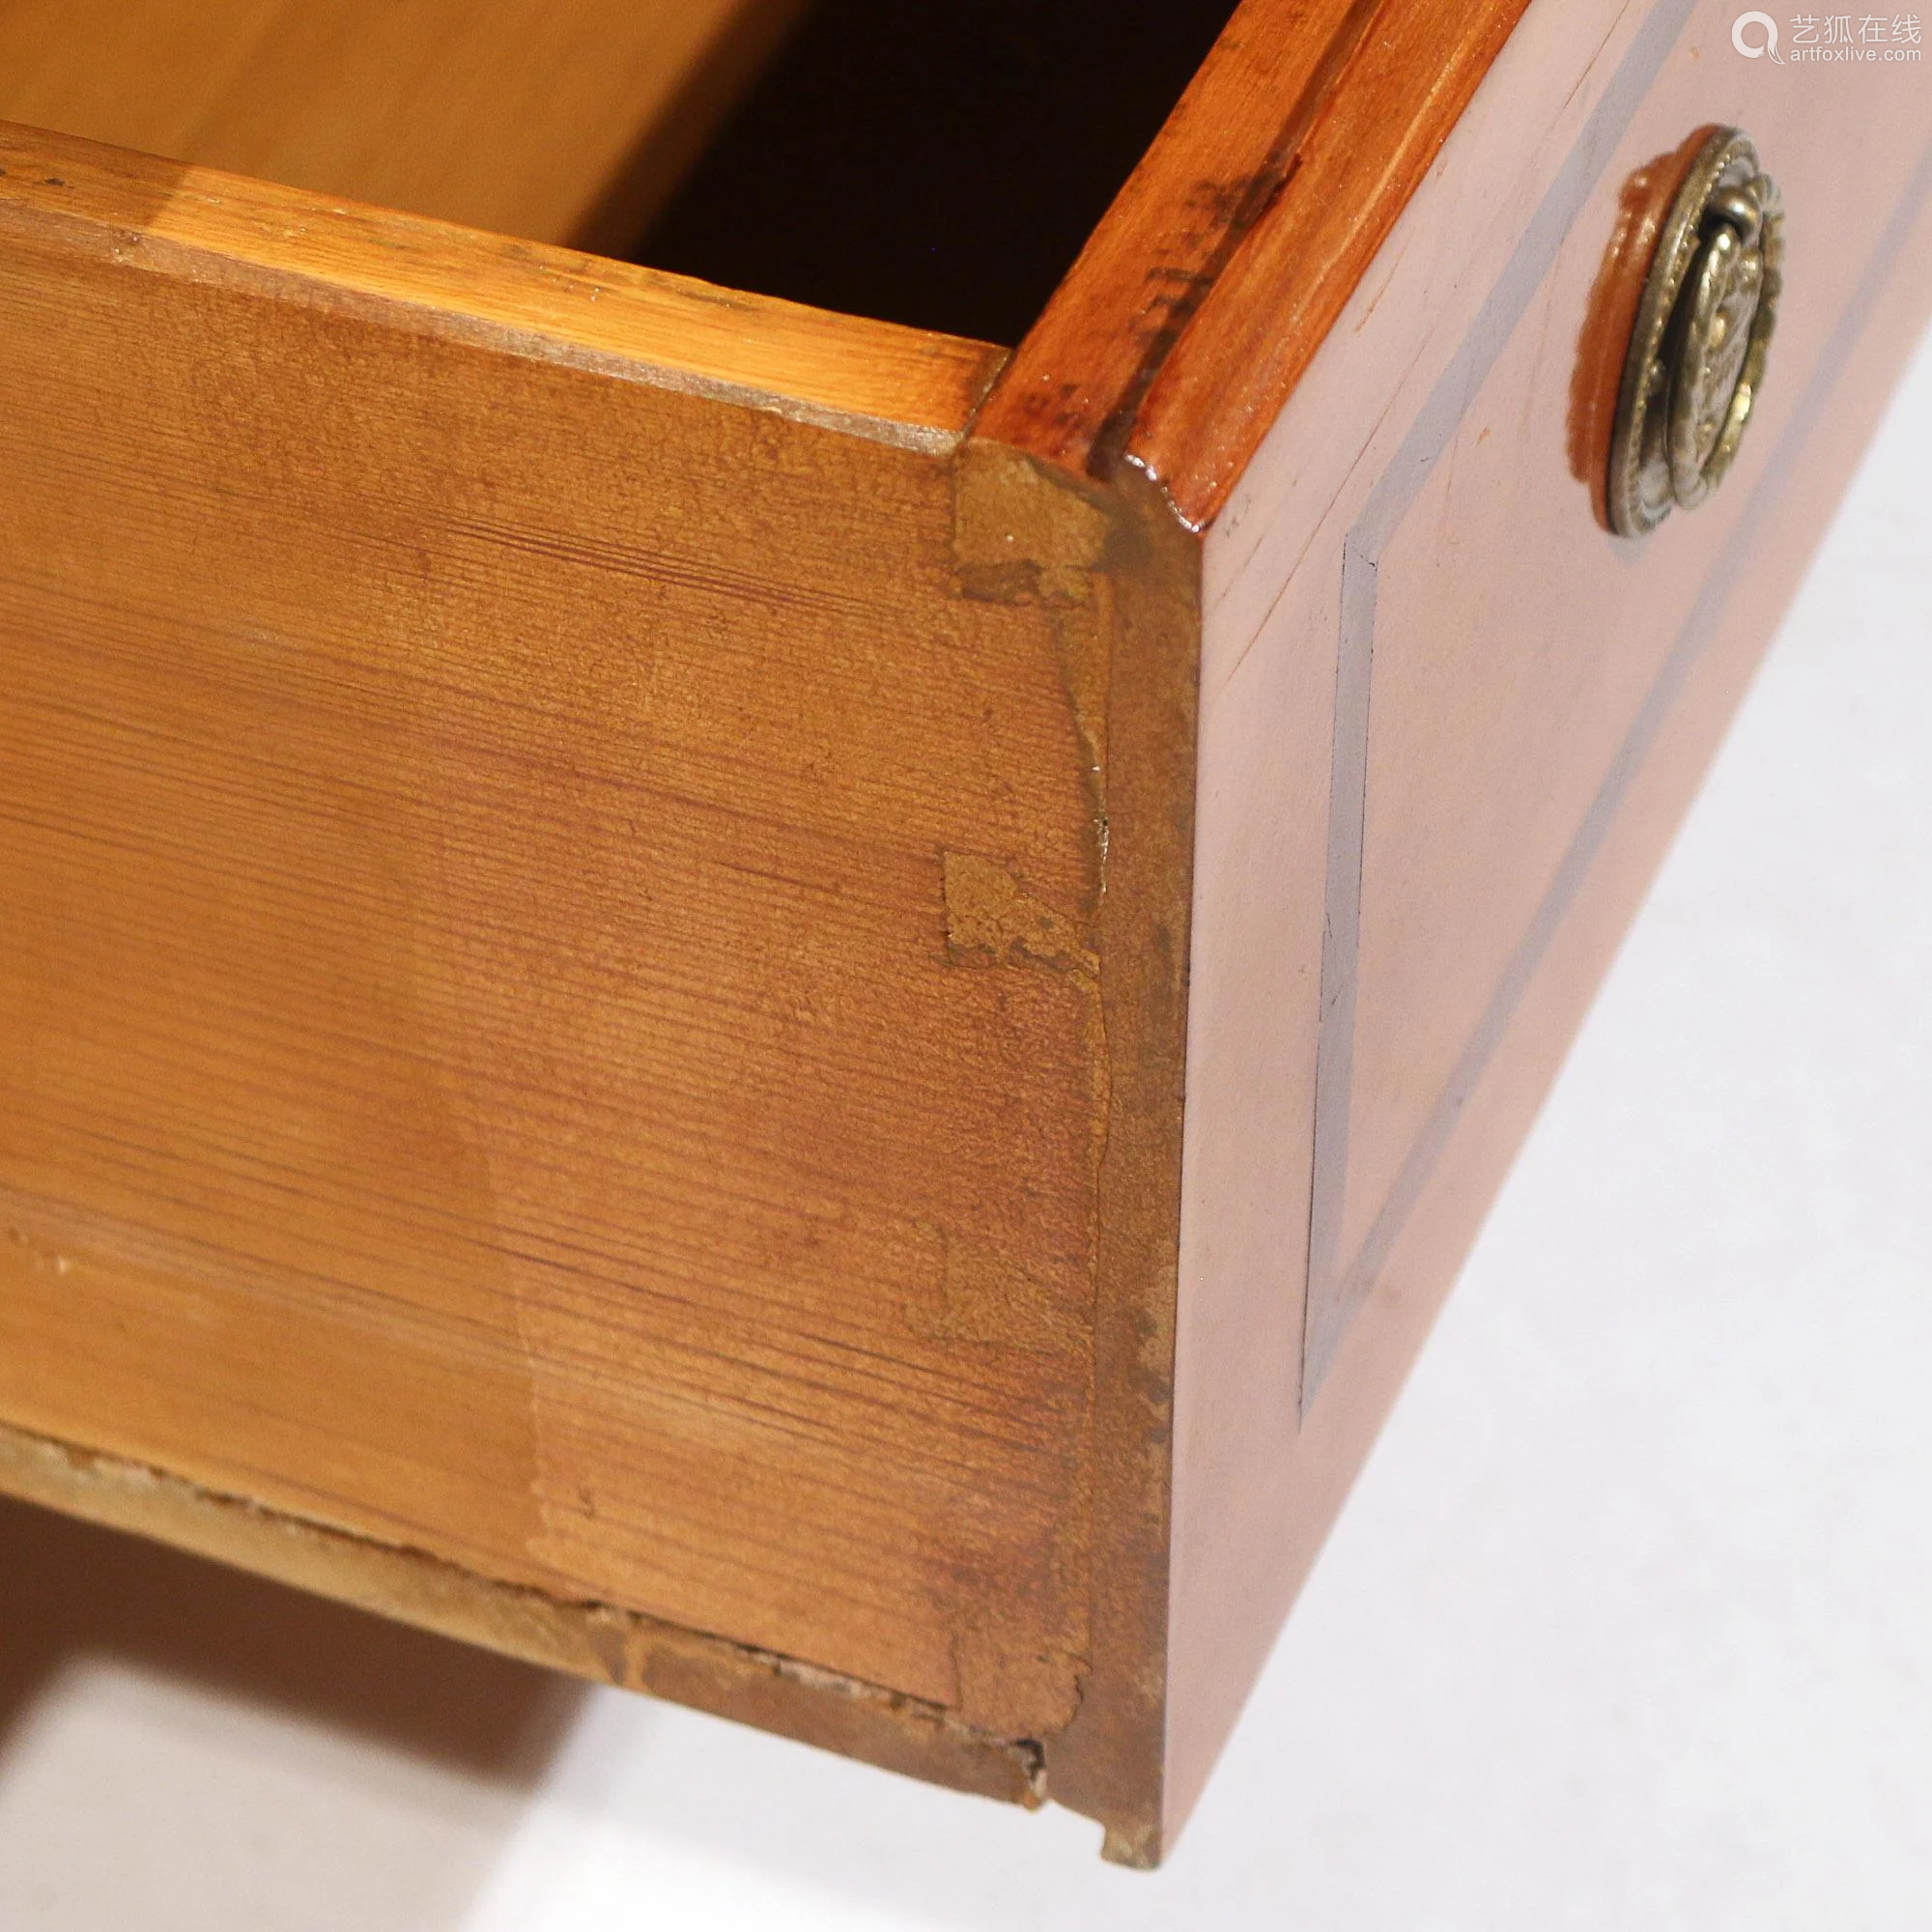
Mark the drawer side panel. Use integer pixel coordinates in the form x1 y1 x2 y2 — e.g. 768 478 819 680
0 135 1098 1743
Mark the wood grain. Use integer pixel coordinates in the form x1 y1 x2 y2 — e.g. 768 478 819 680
0 0 805 249
0 121 1094 1745
4 0 1927 1867
0 1416 1043 1804
0 126 1003 447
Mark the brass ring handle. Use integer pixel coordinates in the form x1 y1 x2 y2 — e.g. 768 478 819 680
1608 128 1783 537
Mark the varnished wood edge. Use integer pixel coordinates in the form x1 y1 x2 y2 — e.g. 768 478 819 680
1079 464 1201 1869
950 444 1203 1866
0 120 1005 454
0 1415 1045 1807
976 0 1533 527
974 0 1377 479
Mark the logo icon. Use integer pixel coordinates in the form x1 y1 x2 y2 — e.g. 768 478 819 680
1732 11 1784 59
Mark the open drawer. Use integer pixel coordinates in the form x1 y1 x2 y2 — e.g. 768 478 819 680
2 0 1927 1864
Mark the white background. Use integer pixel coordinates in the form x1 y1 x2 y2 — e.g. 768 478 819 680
2 325 1927 1930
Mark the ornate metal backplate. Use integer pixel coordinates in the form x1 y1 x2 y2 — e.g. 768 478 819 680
1608 128 1783 536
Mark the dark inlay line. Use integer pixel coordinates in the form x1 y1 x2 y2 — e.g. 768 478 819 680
1305 127 1932 1412
1303 0 1698 1406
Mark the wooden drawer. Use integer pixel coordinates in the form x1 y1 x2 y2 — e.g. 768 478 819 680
0 0 1925 1865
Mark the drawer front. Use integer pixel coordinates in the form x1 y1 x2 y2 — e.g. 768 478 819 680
1170 0 1932 1833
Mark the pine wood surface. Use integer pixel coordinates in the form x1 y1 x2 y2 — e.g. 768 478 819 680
0 1416 1043 1804
0 122 1104 1743
0 126 1001 447
0 0 804 250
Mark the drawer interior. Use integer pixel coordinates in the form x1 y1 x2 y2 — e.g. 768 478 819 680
0 0 1236 348
634 0 1239 345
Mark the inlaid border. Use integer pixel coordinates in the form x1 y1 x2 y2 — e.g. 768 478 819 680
1302 0 1932 1405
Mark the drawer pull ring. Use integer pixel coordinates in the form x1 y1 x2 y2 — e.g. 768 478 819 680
1608 128 1783 536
